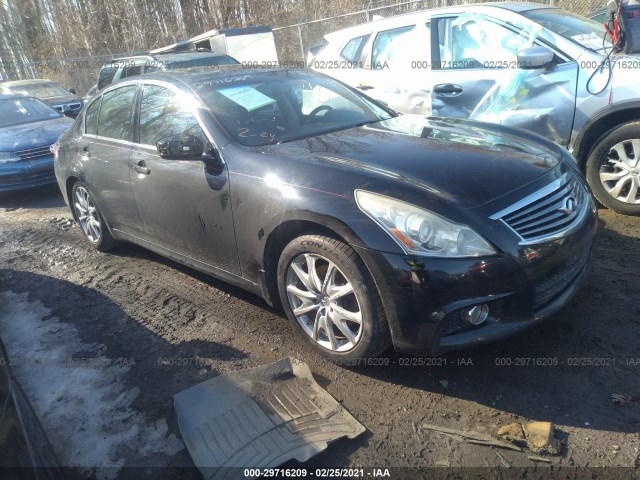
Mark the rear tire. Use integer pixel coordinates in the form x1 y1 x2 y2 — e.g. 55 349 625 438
585 121 640 216
71 181 118 251
277 234 391 364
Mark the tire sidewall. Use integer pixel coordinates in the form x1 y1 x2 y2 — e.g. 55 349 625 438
277 235 381 362
586 123 640 216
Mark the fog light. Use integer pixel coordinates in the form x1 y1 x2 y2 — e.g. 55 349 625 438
461 304 489 325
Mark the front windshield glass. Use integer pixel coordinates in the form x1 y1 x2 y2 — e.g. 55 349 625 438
192 70 394 146
0 97 61 127
522 8 612 52
6 82 72 98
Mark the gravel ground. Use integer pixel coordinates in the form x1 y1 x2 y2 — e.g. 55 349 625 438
0 184 639 479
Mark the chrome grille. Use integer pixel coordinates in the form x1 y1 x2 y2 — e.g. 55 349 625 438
15 145 52 161
491 173 590 244
53 102 82 112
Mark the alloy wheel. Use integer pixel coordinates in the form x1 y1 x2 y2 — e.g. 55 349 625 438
599 139 640 205
285 253 362 352
73 186 101 243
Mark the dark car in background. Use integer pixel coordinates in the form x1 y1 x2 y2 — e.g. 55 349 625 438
54 68 597 362
0 94 73 192
0 79 83 118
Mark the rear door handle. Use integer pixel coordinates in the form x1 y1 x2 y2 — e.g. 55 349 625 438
433 83 464 96
132 160 150 175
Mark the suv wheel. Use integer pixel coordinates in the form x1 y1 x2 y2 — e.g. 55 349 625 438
277 234 390 363
586 121 640 215
72 181 117 251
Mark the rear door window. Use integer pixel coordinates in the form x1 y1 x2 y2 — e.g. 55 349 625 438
97 85 137 141
371 25 417 69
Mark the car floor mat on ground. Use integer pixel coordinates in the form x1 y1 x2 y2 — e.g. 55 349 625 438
173 357 366 480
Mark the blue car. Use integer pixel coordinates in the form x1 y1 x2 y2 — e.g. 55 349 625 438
0 94 74 192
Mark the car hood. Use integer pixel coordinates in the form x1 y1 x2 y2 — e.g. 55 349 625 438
40 95 82 106
0 116 74 152
267 115 562 207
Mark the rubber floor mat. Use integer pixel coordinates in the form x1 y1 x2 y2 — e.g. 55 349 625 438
174 357 365 480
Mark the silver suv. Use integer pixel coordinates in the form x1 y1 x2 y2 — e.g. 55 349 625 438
95 51 239 92
312 3 640 215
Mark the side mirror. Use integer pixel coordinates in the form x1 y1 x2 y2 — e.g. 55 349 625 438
68 88 77 95
517 46 554 70
157 133 204 160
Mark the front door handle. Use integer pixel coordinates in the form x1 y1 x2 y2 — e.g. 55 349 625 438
357 85 374 91
433 83 464 96
132 160 150 175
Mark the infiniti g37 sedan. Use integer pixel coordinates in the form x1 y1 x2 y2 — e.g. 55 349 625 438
54 68 597 362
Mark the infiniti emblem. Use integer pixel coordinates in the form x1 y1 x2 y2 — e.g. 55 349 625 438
559 197 577 215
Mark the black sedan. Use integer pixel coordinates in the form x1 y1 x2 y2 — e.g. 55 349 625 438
54 68 597 362
0 94 73 192
1 79 83 118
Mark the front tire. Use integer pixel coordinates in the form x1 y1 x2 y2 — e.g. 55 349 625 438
277 234 390 363
71 181 117 251
586 121 640 215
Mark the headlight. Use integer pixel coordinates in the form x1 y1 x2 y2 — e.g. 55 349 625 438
355 190 496 257
0 152 21 163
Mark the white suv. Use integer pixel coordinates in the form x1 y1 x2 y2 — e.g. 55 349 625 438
312 3 640 215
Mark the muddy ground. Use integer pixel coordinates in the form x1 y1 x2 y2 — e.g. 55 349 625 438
0 184 639 479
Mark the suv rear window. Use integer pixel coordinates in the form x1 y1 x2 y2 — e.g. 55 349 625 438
97 67 117 90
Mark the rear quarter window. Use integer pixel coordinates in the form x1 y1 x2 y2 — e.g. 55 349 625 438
85 97 101 135
340 35 370 62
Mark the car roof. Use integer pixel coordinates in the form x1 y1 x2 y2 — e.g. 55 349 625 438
98 66 302 95
122 65 291 84
101 51 234 68
1 79 57 87
483 2 553 12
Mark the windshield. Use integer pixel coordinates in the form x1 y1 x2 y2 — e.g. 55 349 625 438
0 97 61 127
522 8 612 52
192 70 394 146
6 82 72 99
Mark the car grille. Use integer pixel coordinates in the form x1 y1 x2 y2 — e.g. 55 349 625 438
534 247 590 310
15 145 52 161
440 313 475 337
53 102 82 112
491 173 590 244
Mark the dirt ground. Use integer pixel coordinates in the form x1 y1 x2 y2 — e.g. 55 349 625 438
0 184 639 479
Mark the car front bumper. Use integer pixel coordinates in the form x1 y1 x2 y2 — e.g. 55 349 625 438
354 206 598 356
0 156 56 192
